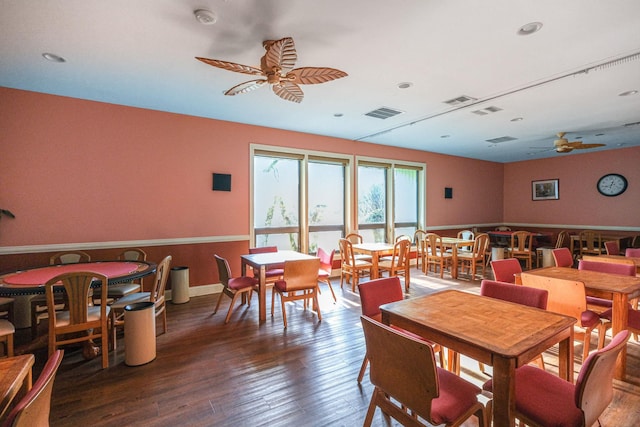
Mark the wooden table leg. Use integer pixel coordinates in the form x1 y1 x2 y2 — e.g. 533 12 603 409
492 355 517 427
258 267 266 324
612 293 628 380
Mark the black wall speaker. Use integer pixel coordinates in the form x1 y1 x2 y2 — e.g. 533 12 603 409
444 187 453 199
212 173 232 191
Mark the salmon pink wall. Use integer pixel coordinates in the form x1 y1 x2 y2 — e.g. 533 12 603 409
0 87 503 248
504 147 640 227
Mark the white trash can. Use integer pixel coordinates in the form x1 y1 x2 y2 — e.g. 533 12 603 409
170 266 190 304
492 247 505 261
124 302 156 366
540 248 555 267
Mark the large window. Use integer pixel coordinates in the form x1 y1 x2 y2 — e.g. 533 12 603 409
251 146 424 252
357 160 423 243
252 148 348 253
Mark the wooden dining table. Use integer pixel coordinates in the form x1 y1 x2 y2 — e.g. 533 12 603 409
240 250 317 323
519 266 640 380
440 237 474 279
380 290 575 427
569 233 634 255
351 242 395 280
0 354 34 420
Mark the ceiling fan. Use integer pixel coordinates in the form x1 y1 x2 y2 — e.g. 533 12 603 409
196 37 347 103
552 132 605 153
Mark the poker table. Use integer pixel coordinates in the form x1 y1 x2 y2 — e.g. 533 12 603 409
0 261 156 296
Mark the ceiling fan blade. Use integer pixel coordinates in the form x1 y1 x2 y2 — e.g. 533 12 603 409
196 57 263 76
572 143 606 149
262 37 297 73
555 146 574 153
272 81 304 103
288 67 348 85
224 79 268 96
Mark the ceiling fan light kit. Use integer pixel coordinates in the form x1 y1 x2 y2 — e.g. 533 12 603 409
194 9 217 25
196 37 347 103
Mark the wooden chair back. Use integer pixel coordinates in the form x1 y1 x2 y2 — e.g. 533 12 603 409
150 255 172 304
339 238 355 267
45 271 110 368
117 248 147 261
345 233 364 244
579 230 603 255
2 350 64 427
281 259 321 292
360 316 439 422
414 229 427 269
510 231 532 252
424 233 444 256
577 330 631 427
214 254 232 288
49 250 91 265
555 230 568 248
520 273 586 321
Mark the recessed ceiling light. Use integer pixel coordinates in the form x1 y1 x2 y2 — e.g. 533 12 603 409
517 22 543 36
194 9 217 25
510 117 523 122
595 133 605 136
42 52 66 63
333 113 343 118
440 135 450 138
618 90 638 97
397 82 413 89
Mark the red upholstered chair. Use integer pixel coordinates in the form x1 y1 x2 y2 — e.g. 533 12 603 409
552 247 574 268
475 280 548 373
316 248 337 302
604 240 620 255
578 259 636 312
626 248 640 257
213 255 258 324
490 258 522 283
482 330 630 427
360 316 487 427
2 349 64 427
357 277 444 383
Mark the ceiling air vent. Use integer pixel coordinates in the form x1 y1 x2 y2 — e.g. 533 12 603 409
485 136 517 144
364 107 404 119
472 106 503 115
484 106 503 113
443 95 477 106
471 110 489 116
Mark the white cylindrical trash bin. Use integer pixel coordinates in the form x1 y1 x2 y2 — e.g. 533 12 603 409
124 302 156 366
170 266 190 304
492 247 505 261
541 248 554 267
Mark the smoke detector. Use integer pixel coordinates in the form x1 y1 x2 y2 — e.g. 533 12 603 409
194 9 217 25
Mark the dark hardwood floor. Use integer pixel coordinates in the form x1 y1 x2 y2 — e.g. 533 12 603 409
19 266 640 426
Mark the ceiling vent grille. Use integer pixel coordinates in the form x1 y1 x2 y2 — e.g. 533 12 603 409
486 136 517 144
472 106 503 115
364 107 404 119
443 95 477 106
471 110 489 116
485 106 503 113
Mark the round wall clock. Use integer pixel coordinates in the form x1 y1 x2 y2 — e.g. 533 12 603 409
597 173 628 197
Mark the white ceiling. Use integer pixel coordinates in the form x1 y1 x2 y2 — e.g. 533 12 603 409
2 0 640 163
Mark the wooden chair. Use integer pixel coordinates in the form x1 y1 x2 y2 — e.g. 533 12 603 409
413 229 427 270
508 231 535 270
422 233 452 278
0 319 14 357
458 233 489 280
316 248 337 302
32 250 92 339
45 271 111 368
110 255 172 349
271 258 322 328
490 258 522 283
357 277 445 384
360 316 487 427
482 330 630 427
456 229 475 252
520 273 609 363
213 255 258 324
345 232 372 262
338 238 372 291
94 248 148 305
377 239 411 292
579 230 603 257
552 247 574 267
1 349 64 427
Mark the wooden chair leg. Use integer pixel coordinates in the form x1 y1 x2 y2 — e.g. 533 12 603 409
357 356 369 383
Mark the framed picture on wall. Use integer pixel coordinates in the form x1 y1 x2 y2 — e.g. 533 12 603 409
532 179 559 201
